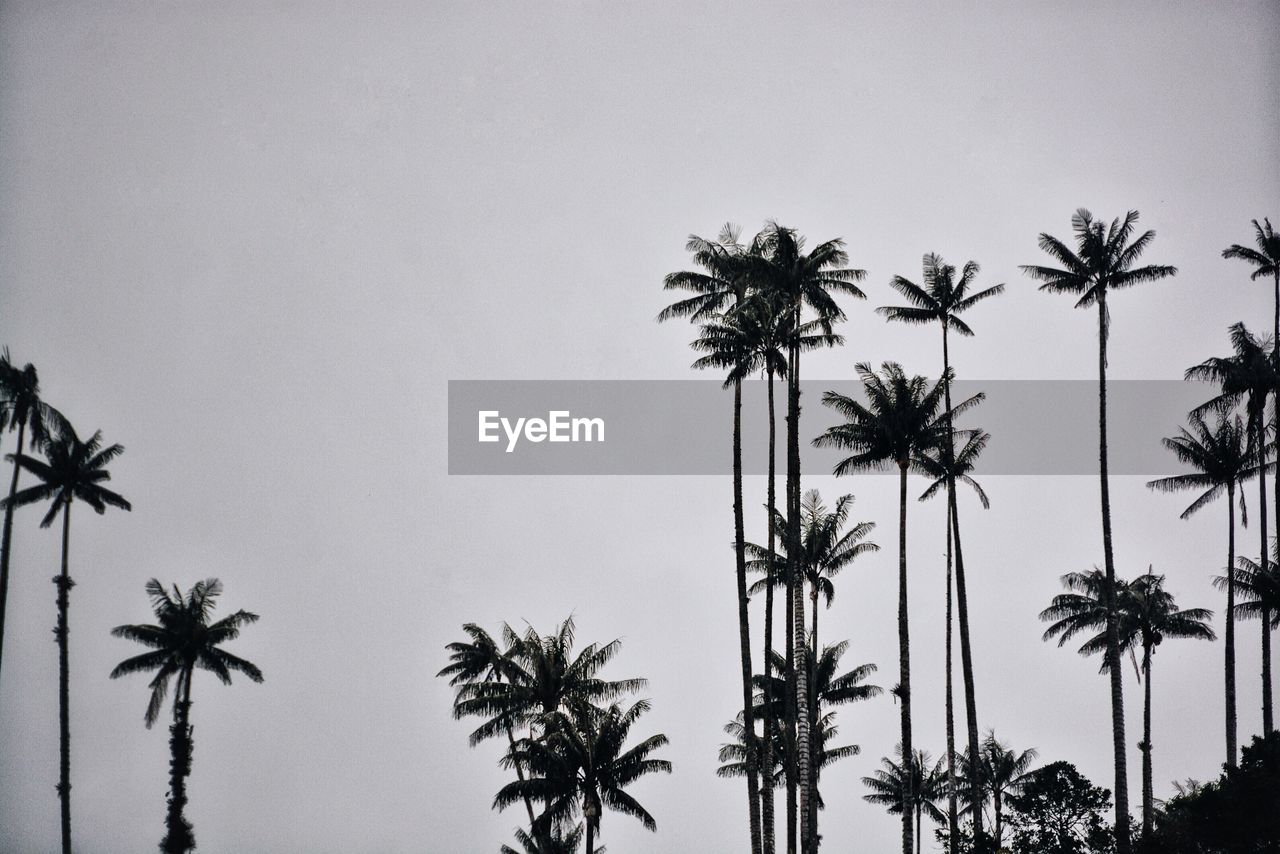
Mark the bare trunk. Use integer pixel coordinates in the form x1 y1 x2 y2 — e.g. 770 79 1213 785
944 507 958 852
55 500 73 854
1141 641 1153 840
1226 485 1238 768
788 338 812 854
762 373 777 854
162 674 196 854
1098 291 1131 854
898 462 913 854
735 379 764 854
1257 404 1272 735
0 419 26 689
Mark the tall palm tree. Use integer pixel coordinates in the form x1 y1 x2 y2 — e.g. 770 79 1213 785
917 426 991 849
880 253 1003 849
1109 573 1214 839
1147 411 1258 767
1223 217 1280 351
956 732 1038 849
439 623 537 825
661 224 764 852
109 578 263 854
5 422 130 854
1188 324 1277 734
862 746 948 854
0 350 65 688
495 700 672 854
748 221 865 854
1218 553 1280 740
815 362 975 854
451 618 646 747
1022 208 1177 853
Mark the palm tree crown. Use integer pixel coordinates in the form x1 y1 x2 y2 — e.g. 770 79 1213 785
110 578 264 727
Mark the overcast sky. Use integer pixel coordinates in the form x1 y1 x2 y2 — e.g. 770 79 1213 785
1 2 1278 852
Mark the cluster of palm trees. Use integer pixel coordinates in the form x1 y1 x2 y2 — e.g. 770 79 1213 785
0 352 263 854
656 212 1278 853
439 618 671 853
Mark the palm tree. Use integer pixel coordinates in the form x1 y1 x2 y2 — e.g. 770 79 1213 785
451 618 646 747
1223 217 1280 350
501 825 602 854
439 623 537 825
815 362 975 854
917 426 991 849
1022 208 1177 853
109 578 263 854
4 422 130 854
863 746 948 854
495 700 672 854
1147 411 1258 767
1111 573 1214 838
0 350 65 688
747 221 866 854
661 224 764 853
880 253 1003 848
956 732 1038 848
1188 324 1277 734
1218 553 1280 739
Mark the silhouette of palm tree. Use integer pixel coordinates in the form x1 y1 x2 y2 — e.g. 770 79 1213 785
956 732 1038 848
1218 552 1280 740
880 252 1003 847
863 745 948 854
1022 208 1177 854
0 350 65 688
495 700 671 854
747 221 865 854
661 224 765 852
5 422 130 854
815 362 974 854
110 578 263 854
1148 411 1259 767
1188 323 1278 734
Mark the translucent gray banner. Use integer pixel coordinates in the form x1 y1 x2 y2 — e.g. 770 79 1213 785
447 380 1224 476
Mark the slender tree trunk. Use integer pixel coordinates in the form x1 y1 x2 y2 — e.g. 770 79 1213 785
1097 291 1131 854
762 373 778 854
809 585 819 852
162 675 196 854
0 419 25 689
1271 370 1278 735
993 788 1002 849
787 337 812 854
1256 405 1272 735
735 378 764 854
55 500 73 854
785 566 797 854
941 323 985 846
1141 641 1153 840
944 508 958 853
585 817 595 854
915 805 922 854
1226 485 1238 768
897 462 913 854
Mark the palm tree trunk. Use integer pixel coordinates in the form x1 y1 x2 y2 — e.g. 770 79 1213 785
944 508 958 853
785 568 797 854
941 323 985 846
915 805 922 854
898 461 913 854
163 675 196 854
1226 484 1238 768
585 817 595 854
762 372 778 854
55 499 73 854
808 585 819 852
787 337 812 854
0 419 25 689
1271 378 1278 735
1141 641 1153 840
1097 291 1131 854
735 378 764 854
993 787 1002 848
1256 405 1272 735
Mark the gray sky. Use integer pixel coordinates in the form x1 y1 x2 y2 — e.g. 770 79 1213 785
1 2 1278 851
